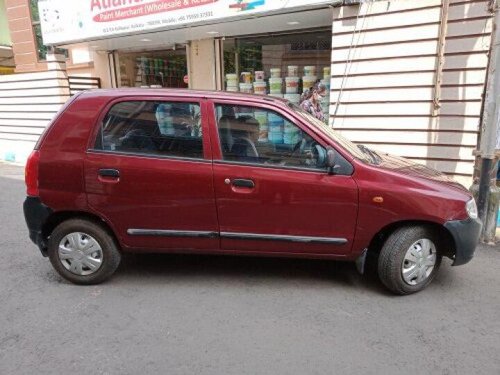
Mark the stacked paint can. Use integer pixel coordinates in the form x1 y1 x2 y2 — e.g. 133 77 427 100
268 112 284 144
303 65 317 93
155 104 175 135
226 73 239 92
253 71 266 95
269 68 283 98
283 121 301 145
321 66 331 120
254 111 269 143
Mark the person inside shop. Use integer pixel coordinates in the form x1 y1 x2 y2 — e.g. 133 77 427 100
300 81 327 122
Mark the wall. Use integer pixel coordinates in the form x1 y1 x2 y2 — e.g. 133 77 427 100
6 0 48 72
330 0 493 186
0 54 69 164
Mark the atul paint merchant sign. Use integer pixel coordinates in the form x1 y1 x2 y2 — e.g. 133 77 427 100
38 0 334 45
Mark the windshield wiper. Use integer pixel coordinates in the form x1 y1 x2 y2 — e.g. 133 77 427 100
358 144 380 164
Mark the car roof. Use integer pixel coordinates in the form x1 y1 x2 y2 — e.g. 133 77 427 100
78 88 290 106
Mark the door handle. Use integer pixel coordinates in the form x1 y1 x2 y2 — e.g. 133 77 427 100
231 179 255 188
98 168 120 178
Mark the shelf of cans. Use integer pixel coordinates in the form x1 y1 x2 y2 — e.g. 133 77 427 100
226 66 331 144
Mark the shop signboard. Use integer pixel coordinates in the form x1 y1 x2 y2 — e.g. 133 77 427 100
39 0 335 45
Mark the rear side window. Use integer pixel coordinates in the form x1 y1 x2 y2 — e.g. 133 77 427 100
94 101 203 159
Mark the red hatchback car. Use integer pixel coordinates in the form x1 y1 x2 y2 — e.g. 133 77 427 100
23 89 481 294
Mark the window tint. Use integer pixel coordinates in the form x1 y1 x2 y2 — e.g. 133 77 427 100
96 101 203 159
215 104 327 170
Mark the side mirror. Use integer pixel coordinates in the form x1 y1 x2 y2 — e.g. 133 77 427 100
327 148 340 175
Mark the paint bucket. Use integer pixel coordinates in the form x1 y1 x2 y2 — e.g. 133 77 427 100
302 75 317 91
254 111 268 125
284 132 302 145
255 71 265 82
226 86 239 92
253 81 267 95
268 131 284 144
156 105 175 135
304 66 316 77
239 83 253 94
226 73 238 90
287 65 299 77
285 77 299 94
270 68 281 78
269 78 283 94
323 66 330 79
269 93 284 98
255 111 269 142
240 72 252 84
284 93 301 105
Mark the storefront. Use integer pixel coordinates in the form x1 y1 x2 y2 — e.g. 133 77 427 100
33 0 493 184
39 0 338 119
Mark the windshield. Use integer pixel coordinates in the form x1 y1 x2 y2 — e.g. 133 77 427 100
288 103 370 162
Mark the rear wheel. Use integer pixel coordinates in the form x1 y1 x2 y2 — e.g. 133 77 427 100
378 226 442 295
47 219 121 285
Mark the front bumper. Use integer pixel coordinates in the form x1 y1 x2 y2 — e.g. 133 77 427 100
444 217 482 266
23 197 53 257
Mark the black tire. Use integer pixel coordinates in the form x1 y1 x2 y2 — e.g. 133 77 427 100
378 226 442 295
47 218 121 285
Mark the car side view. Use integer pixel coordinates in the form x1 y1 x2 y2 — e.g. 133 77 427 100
23 89 482 294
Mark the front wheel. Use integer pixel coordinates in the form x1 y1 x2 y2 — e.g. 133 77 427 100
47 219 121 285
378 226 442 295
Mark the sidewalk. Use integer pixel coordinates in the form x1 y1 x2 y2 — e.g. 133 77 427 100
0 161 24 180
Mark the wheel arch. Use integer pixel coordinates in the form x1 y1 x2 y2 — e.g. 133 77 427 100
41 211 121 250
366 220 456 260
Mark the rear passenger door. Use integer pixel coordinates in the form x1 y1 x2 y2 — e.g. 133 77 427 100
84 97 219 252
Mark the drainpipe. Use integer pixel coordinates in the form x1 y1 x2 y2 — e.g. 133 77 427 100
476 0 500 242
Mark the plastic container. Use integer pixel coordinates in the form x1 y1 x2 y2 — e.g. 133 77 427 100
156 104 175 135
226 73 238 88
304 66 316 77
269 78 283 94
323 66 330 79
302 75 317 91
240 72 252 84
284 93 301 105
253 81 267 95
255 71 265 82
269 93 284 98
285 77 299 94
239 83 253 94
254 111 268 126
268 131 284 144
270 68 281 78
287 65 299 77
284 132 302 145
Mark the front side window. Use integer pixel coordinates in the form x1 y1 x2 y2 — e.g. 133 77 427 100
95 101 203 159
215 104 327 170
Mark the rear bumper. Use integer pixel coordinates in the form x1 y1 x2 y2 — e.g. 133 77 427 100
23 197 52 257
444 217 482 266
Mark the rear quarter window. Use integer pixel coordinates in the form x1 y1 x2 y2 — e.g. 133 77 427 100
94 100 203 159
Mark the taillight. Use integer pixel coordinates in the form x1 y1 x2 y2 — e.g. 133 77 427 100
25 150 40 197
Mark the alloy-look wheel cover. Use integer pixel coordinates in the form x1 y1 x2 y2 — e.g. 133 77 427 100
58 232 103 276
401 238 437 286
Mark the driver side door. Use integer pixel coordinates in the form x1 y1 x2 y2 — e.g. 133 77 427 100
209 101 358 255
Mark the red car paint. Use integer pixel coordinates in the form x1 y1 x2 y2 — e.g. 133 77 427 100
32 89 473 262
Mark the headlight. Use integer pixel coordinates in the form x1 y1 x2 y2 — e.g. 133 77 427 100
466 198 478 219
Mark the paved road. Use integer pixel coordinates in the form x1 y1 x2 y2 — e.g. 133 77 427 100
1 162 499 375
